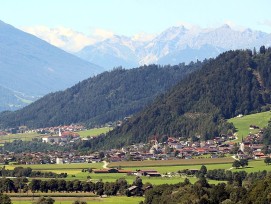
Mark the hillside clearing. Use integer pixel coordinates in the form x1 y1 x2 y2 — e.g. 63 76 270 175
228 111 271 142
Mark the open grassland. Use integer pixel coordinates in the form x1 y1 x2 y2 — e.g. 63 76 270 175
228 111 271 142
1 162 103 171
107 157 234 168
0 132 41 144
78 127 113 138
11 196 144 204
232 159 271 173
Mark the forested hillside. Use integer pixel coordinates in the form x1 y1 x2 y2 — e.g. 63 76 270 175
88 47 271 149
0 63 201 128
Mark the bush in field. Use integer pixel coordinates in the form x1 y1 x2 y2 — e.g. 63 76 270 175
73 201 87 204
33 197 55 204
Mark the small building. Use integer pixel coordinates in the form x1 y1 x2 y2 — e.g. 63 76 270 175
56 157 64 164
42 136 61 143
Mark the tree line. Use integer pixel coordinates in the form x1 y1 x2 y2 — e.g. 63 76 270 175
0 176 146 197
0 166 67 178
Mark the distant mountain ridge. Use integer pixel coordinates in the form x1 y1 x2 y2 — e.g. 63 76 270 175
76 25 271 69
0 20 103 111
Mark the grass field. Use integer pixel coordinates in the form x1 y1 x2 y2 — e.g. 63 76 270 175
232 159 271 173
107 157 234 168
1 163 103 171
228 111 271 142
11 196 144 204
0 132 41 144
78 127 112 138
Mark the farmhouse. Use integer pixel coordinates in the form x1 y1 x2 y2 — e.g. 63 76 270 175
93 168 132 174
42 136 61 143
135 170 161 177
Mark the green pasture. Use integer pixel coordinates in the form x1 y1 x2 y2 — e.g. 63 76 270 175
11 196 144 204
108 157 234 168
1 162 103 171
232 159 271 173
78 127 112 138
0 132 41 144
121 163 233 174
228 111 271 142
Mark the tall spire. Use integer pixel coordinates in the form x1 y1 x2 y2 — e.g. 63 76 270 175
58 128 62 136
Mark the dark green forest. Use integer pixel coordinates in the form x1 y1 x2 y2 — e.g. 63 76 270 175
0 63 201 128
87 47 271 149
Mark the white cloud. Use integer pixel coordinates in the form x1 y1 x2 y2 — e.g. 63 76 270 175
22 26 98 52
22 26 157 52
22 26 119 52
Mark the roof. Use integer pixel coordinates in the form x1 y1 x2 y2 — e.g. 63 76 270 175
128 186 138 191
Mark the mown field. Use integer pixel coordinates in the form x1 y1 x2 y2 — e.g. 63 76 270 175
78 127 112 138
228 111 271 142
10 196 144 204
107 157 234 168
1 162 103 171
0 132 41 145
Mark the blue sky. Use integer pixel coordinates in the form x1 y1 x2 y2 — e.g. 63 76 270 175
1 0 271 35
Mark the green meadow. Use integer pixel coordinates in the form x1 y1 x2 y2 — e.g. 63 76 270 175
2 162 103 171
11 196 144 204
228 111 271 142
78 127 112 138
0 132 41 144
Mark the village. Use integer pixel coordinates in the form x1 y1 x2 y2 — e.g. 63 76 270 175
0 121 268 168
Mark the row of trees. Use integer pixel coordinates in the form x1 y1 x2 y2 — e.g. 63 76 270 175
0 177 145 197
0 166 67 178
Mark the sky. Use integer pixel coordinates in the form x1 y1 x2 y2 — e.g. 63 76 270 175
1 0 270 51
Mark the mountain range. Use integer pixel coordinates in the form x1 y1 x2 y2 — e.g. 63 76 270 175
0 20 103 111
75 25 271 69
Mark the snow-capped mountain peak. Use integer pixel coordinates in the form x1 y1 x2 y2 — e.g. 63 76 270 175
74 25 271 69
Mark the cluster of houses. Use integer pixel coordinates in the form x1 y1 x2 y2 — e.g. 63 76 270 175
1 151 103 165
0 124 86 135
1 122 270 165
41 129 81 145
236 131 267 159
